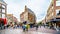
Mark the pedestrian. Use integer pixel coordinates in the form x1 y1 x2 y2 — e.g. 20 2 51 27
22 24 26 32
6 24 10 28
26 24 30 31
36 24 38 30
40 25 41 28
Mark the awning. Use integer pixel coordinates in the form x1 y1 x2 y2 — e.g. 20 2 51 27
50 18 60 23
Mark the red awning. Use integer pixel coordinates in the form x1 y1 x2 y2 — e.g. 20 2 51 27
0 18 7 25
4 18 7 25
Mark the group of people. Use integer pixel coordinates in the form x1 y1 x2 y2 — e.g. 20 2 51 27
22 23 39 32
22 24 30 32
0 22 20 30
0 20 39 32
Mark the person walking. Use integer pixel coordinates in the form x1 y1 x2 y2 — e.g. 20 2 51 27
36 24 38 30
22 24 26 32
26 24 30 31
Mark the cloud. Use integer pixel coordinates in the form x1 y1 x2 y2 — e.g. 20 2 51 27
26 0 51 22
4 0 51 22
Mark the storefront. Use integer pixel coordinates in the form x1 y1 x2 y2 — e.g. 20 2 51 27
50 18 60 28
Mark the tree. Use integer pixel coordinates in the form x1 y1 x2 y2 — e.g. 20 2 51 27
38 21 42 26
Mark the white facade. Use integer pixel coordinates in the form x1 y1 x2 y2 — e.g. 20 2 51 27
0 0 7 18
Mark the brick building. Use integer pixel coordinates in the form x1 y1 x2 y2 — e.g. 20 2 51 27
7 14 18 25
46 0 60 27
20 6 36 24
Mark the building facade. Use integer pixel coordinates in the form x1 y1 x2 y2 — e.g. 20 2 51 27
7 14 18 25
46 0 60 27
20 6 36 24
46 0 60 22
0 0 7 18
42 19 46 24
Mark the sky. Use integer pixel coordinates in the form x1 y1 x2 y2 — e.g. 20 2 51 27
4 0 52 22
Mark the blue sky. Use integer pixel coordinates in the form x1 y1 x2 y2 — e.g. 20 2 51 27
4 0 52 22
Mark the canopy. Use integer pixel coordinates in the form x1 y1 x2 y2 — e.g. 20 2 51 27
0 18 7 25
50 18 60 23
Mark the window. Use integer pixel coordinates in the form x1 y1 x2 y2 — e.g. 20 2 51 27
2 14 5 18
2 9 5 13
2 5 5 9
51 4 53 6
56 10 60 15
57 11 60 15
56 0 60 6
